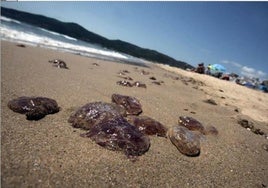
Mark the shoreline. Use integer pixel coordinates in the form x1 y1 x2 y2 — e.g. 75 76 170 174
0 38 149 68
1 40 268 187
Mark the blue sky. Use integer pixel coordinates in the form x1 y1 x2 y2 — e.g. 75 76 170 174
2 2 268 80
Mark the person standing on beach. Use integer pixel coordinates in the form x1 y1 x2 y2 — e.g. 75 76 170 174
206 64 212 75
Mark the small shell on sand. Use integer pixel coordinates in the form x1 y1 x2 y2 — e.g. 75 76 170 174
8 96 60 120
116 81 147 88
48 59 69 69
111 94 142 115
126 115 168 137
81 116 150 156
116 80 133 87
168 126 200 156
203 98 217 105
68 102 126 130
132 81 147 88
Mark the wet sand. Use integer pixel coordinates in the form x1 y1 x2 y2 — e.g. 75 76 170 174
1 41 268 187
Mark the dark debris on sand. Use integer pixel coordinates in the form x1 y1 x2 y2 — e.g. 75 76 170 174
8 96 60 120
237 118 267 139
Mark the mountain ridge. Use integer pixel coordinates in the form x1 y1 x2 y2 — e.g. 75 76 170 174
1 7 194 69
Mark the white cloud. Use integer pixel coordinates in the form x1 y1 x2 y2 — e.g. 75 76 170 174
241 66 267 78
242 66 255 73
257 70 266 77
221 60 229 64
233 62 243 68
221 60 242 68
221 60 267 79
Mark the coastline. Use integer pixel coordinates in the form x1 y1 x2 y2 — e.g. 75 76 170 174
1 41 267 187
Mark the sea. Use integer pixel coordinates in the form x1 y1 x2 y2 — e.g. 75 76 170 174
0 16 147 66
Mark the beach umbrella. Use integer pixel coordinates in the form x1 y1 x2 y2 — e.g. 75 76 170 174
210 64 226 73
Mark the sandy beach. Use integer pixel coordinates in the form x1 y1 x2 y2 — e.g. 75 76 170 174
1 41 268 187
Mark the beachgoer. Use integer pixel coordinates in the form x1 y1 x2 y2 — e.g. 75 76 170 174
206 64 212 75
221 74 230 81
195 63 205 74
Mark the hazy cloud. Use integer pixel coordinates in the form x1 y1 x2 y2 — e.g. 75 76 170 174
241 66 254 73
257 70 266 77
221 60 267 79
221 60 242 68
241 66 267 78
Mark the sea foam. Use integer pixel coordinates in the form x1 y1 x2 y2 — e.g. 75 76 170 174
0 16 21 24
39 28 77 41
0 24 128 60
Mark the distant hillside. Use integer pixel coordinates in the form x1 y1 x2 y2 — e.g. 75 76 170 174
1 7 194 69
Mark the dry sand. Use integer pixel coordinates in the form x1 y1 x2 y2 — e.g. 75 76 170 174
1 41 268 187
